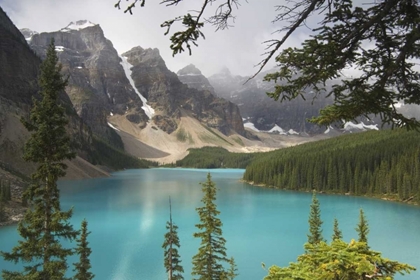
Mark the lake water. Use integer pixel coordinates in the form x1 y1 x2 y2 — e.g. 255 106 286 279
0 168 419 279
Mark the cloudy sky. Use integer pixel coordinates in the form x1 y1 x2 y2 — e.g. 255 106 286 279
0 0 312 77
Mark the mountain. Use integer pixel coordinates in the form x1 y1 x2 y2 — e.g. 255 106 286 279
208 68 335 134
0 10 106 184
27 20 148 149
177 64 215 95
121 47 246 136
19 28 38 41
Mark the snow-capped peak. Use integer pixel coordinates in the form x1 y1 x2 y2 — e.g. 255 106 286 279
20 28 38 42
61 20 97 32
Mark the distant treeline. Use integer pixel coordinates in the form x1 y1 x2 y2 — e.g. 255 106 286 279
88 137 158 170
244 129 420 204
173 147 262 168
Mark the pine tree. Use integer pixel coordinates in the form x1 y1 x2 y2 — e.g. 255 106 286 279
73 219 94 280
192 173 232 279
222 257 238 280
162 197 184 280
1 39 78 279
356 209 369 246
307 192 324 245
331 218 343 241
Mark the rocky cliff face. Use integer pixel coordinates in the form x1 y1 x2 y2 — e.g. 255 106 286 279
122 47 246 136
0 10 92 178
208 68 334 134
27 21 148 147
177 64 215 95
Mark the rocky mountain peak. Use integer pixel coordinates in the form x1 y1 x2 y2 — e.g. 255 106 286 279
177 64 202 76
122 47 165 68
28 24 148 147
19 28 38 41
177 64 215 95
61 20 98 32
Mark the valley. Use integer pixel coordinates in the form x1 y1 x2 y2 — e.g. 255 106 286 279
1 2 419 279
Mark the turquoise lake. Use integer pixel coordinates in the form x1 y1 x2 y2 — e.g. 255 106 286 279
0 168 419 279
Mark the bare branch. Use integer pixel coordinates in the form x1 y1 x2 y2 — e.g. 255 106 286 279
246 0 326 82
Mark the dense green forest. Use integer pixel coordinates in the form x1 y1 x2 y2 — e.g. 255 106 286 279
174 147 261 168
244 129 420 203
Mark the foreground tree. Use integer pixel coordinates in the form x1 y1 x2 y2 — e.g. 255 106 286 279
265 205 415 279
222 257 238 280
73 219 94 280
162 197 184 280
192 173 233 279
116 0 420 129
1 40 78 279
331 218 343 241
356 208 369 246
307 192 324 245
264 239 415 280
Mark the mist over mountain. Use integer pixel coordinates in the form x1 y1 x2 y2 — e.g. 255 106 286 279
207 68 335 134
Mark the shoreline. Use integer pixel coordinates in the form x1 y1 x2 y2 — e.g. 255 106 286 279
242 180 420 207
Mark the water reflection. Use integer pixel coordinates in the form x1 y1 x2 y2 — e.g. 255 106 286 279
0 169 418 280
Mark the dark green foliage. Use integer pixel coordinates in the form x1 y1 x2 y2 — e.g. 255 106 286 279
192 173 233 279
332 218 343 241
264 239 415 280
175 147 260 169
0 180 12 201
223 257 238 280
356 209 369 246
265 206 415 279
0 199 4 222
1 40 78 279
243 129 420 203
115 0 235 56
307 192 324 245
162 197 184 280
88 136 157 170
73 219 94 280
264 0 420 129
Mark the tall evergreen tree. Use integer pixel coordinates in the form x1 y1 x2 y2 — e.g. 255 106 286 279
192 173 232 279
1 39 78 279
73 219 94 280
307 192 324 245
356 209 369 246
332 218 343 241
162 197 184 280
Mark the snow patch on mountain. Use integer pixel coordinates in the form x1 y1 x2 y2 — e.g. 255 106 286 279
343 121 378 131
288 129 299 135
61 20 97 32
324 126 333 134
244 122 260 132
55 46 65 52
269 124 287 134
244 122 299 135
107 122 120 131
20 28 38 42
119 55 155 119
